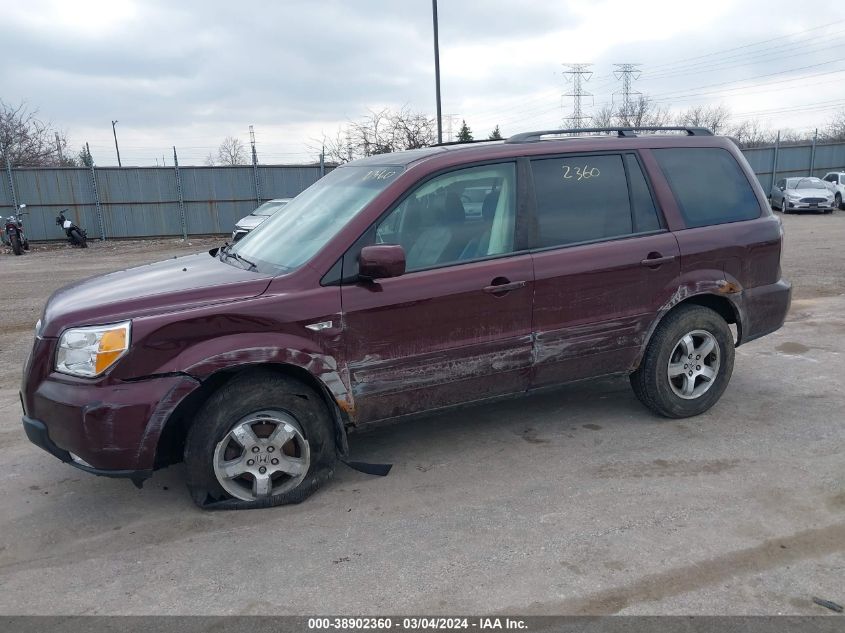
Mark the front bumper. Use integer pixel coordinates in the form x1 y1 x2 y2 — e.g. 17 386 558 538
21 338 200 475
784 201 834 210
22 415 152 487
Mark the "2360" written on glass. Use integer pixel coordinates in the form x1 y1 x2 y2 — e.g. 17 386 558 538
562 164 600 180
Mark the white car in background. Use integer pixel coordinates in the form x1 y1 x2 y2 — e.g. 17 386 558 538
231 198 291 242
770 177 835 214
822 172 845 210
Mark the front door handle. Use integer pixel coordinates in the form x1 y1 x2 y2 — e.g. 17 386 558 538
640 253 676 268
483 278 527 295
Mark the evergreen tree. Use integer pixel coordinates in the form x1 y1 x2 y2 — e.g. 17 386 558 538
488 125 503 140
457 119 473 142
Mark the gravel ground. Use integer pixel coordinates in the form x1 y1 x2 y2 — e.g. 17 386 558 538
0 214 843 615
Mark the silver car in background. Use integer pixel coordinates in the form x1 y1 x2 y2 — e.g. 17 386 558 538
231 198 291 242
771 177 835 214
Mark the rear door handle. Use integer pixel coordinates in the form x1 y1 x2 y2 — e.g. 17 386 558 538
640 254 676 267
483 280 527 295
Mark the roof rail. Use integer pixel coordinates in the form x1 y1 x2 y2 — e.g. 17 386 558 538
505 127 713 144
431 138 503 147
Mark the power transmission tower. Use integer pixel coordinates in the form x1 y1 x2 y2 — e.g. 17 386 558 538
562 63 593 128
613 63 642 114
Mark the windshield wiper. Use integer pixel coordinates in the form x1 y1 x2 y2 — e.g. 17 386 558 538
220 244 258 271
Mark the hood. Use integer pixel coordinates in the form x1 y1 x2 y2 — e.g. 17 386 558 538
42 252 273 337
789 188 833 198
234 214 269 230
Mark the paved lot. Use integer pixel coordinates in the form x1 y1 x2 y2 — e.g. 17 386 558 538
0 216 843 615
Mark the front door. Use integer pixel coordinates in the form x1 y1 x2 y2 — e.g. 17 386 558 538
526 152 681 387
340 162 534 422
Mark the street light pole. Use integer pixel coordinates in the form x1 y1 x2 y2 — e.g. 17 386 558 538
111 120 122 167
432 0 442 145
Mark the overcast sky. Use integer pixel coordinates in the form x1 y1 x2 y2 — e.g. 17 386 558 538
2 0 843 166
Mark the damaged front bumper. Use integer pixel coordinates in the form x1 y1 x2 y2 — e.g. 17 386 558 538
22 415 152 487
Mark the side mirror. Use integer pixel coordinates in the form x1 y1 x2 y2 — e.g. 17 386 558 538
359 245 406 281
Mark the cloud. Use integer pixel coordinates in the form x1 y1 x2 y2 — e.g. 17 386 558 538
1 0 841 165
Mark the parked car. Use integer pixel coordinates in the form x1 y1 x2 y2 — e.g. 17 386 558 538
231 198 291 242
21 126 791 509
770 177 835 213
822 171 845 209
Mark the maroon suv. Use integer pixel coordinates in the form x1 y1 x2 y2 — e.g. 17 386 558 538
21 127 791 509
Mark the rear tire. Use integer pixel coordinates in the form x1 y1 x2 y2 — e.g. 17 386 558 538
630 305 735 418
70 228 87 248
10 233 22 256
184 369 336 510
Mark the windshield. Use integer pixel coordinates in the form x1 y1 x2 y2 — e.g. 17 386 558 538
252 200 289 217
230 165 404 272
787 178 826 190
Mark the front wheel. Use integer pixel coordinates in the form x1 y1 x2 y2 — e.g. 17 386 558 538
184 369 336 509
630 305 735 418
70 228 87 248
10 233 22 255
836 193 843 210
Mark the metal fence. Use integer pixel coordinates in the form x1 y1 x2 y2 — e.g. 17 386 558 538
741 140 845 192
1 164 332 242
3 141 845 242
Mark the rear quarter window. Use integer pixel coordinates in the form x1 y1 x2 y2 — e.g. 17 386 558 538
654 147 761 228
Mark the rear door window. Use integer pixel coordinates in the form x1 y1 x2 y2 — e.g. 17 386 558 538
654 147 760 228
625 154 661 233
529 154 633 247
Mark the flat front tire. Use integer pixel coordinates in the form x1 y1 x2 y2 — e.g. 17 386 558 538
184 369 336 509
630 305 735 418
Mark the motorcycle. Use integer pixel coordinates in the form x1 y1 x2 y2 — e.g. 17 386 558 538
56 209 88 248
3 204 30 256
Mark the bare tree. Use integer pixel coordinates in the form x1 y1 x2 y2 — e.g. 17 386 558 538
823 109 845 141
617 95 671 128
730 119 774 148
1 100 71 166
311 107 437 163
676 104 732 134
590 104 616 128
215 136 246 165
589 96 670 129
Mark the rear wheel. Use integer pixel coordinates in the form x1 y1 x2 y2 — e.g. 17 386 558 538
631 305 735 418
70 228 87 248
10 233 22 255
184 369 336 509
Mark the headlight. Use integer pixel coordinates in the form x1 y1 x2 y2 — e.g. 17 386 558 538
787 193 801 200
55 321 131 377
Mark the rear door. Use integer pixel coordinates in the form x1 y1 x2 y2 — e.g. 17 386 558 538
340 161 534 422
526 152 681 387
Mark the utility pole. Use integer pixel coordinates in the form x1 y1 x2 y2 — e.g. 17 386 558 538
320 143 325 177
249 125 261 203
562 63 593 128
432 0 443 144
613 63 642 119
55 132 64 164
111 120 122 167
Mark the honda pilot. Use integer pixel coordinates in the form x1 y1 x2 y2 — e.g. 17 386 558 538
21 127 791 509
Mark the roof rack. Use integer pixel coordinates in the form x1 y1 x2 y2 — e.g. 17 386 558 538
505 126 713 144
432 138 503 147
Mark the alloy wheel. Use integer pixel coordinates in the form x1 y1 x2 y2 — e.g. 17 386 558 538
667 329 721 400
212 410 310 501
